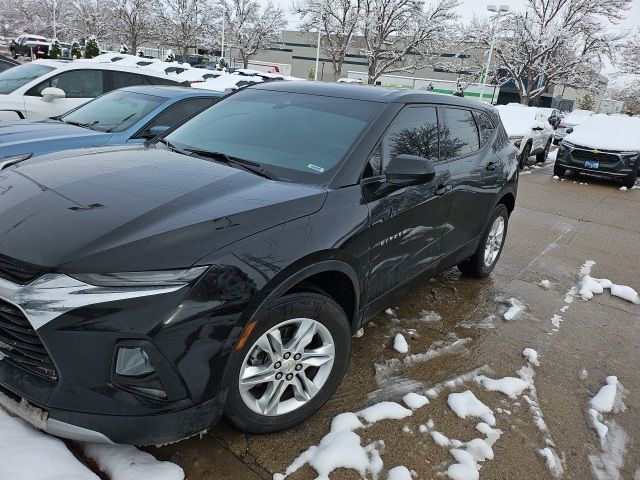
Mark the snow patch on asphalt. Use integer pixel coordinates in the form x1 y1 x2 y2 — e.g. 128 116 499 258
522 348 540 366
393 333 409 353
417 310 442 323
387 465 413 480
447 391 496 426
539 279 552 290
358 402 412 424
498 297 527 321
475 376 531 399
403 392 429 410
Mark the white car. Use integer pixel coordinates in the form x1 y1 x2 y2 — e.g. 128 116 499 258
192 72 263 92
553 109 593 144
496 104 554 168
0 60 186 120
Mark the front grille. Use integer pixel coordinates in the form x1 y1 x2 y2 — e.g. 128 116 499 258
0 299 57 381
0 254 45 285
571 149 620 164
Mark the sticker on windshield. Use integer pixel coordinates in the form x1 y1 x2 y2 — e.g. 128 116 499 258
307 164 325 173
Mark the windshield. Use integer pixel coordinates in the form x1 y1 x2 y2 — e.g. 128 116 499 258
0 63 54 94
60 90 165 132
164 89 382 183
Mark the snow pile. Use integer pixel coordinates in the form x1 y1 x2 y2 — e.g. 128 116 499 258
498 297 526 320
81 444 184 480
539 279 552 290
0 408 99 480
403 392 429 410
460 315 496 330
447 391 496 426
387 465 413 480
590 376 625 414
385 308 396 317
275 401 419 480
539 447 564 478
522 348 540 366
564 114 640 151
417 310 441 323
475 375 531 399
193 73 263 92
577 276 640 304
393 334 409 354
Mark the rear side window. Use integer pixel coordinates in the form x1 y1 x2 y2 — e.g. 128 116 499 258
441 108 480 159
143 75 182 86
365 105 439 178
27 69 105 98
138 98 216 135
110 71 144 90
474 110 495 145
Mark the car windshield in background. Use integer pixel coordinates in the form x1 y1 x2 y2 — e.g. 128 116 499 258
0 63 54 94
60 90 165 132
164 89 383 183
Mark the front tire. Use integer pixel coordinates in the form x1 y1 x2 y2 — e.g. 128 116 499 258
518 143 531 170
553 162 566 177
622 169 638 189
225 292 351 433
458 204 509 278
536 140 551 163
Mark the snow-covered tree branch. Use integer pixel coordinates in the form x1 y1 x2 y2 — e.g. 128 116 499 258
156 0 215 60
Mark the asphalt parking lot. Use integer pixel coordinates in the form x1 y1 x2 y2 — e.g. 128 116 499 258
151 158 640 480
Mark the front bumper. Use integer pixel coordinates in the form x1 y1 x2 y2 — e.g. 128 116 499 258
0 269 245 444
555 144 637 179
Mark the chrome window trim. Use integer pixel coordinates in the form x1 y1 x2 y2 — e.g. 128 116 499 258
0 274 185 330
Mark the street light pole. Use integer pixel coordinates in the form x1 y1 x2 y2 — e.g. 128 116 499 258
221 14 225 62
479 4 509 103
314 3 324 81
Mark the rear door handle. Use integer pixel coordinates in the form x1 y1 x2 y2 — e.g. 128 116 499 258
486 161 497 171
435 185 452 196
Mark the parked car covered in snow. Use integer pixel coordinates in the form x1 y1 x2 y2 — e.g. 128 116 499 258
553 114 640 188
9 34 50 59
553 109 593 144
0 60 188 121
192 72 264 92
496 104 554 168
0 86 222 167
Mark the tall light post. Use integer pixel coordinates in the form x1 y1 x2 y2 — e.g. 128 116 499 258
479 4 509 103
314 3 325 81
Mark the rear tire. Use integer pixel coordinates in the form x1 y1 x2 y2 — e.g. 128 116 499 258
536 140 551 163
225 292 351 433
553 163 566 177
518 143 531 170
622 169 638 189
458 204 509 278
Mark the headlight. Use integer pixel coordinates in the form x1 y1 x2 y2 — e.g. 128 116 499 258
69 266 209 287
0 153 32 170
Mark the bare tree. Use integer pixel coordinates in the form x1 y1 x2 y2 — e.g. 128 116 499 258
293 0 362 81
156 0 214 60
68 0 113 40
107 0 158 53
467 0 631 105
3 0 74 39
617 30 640 77
221 0 286 69
359 0 459 85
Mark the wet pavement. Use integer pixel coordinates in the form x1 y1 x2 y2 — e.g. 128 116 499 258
153 159 640 480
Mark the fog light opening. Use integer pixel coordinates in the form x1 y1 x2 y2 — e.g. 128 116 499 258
115 347 155 377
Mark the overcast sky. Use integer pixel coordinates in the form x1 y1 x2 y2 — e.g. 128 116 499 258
274 0 640 33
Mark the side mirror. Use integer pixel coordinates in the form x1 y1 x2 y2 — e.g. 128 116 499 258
566 127 574 134
385 154 436 186
142 125 170 139
41 87 66 102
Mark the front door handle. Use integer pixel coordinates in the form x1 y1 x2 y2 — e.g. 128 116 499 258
486 161 497 171
435 185 452 196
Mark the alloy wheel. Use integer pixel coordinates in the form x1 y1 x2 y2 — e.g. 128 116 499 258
484 216 505 267
238 318 335 416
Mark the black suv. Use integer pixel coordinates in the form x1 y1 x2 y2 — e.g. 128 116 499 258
0 83 517 445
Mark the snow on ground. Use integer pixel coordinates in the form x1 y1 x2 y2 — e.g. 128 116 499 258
393 333 409 353
522 348 540 366
417 310 442 323
590 376 626 414
475 376 531 399
447 391 496 426
81 443 184 480
403 392 429 410
577 274 639 304
0 408 99 480
387 465 413 480
358 402 412 423
0 407 184 480
496 297 527 321
385 308 396 316
460 315 496 330
539 279 552 290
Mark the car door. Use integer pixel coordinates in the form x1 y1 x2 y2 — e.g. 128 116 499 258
23 69 106 119
440 106 499 260
362 105 452 303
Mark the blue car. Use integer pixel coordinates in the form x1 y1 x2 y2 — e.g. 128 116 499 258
0 86 223 168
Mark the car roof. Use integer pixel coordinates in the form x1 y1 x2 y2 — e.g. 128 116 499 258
251 81 494 111
119 85 225 98
31 59 184 80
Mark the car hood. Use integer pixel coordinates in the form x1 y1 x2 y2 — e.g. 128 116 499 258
0 120 109 155
0 146 327 273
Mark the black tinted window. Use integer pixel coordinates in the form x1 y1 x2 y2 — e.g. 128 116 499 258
140 98 215 134
441 108 480 159
110 71 144 90
365 106 439 178
475 111 495 145
27 69 104 98
144 75 181 86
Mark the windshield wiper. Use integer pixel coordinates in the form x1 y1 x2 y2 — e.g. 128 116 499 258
63 120 99 130
105 113 136 133
185 149 277 180
155 138 192 156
